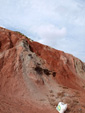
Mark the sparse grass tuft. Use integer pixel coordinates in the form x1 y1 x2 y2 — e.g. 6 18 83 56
15 31 33 41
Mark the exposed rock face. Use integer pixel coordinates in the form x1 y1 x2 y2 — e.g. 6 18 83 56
0 27 85 113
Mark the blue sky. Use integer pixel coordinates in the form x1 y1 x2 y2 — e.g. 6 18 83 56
0 0 85 62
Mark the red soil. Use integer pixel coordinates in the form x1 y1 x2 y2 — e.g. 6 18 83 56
0 27 85 113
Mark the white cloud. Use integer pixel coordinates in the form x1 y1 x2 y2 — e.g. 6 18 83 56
0 0 85 61
30 25 66 48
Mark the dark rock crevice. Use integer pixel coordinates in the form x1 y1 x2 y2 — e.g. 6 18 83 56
29 45 33 52
22 39 34 53
34 66 56 77
0 57 4 71
0 41 2 49
9 32 14 48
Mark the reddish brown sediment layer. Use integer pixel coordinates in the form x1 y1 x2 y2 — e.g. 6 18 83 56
0 27 85 113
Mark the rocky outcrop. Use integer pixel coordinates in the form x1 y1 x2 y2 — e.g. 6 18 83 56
0 27 85 113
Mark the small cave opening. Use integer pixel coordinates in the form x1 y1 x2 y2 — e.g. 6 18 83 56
34 66 43 75
52 72 56 77
43 69 51 76
28 54 33 58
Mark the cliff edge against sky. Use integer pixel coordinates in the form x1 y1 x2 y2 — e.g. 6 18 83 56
0 27 85 113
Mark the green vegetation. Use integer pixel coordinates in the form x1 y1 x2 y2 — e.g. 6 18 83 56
15 31 33 42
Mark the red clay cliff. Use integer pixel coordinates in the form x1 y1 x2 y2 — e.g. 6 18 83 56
0 27 85 113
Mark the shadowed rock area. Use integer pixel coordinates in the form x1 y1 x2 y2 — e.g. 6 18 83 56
0 27 85 113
